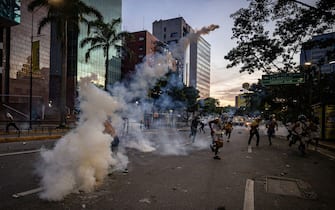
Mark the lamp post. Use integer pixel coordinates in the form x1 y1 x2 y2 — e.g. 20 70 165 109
29 5 44 130
29 15 33 130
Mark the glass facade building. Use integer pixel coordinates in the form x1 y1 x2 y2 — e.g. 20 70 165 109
0 0 21 26
1 0 50 121
49 0 122 113
300 32 335 74
78 0 122 87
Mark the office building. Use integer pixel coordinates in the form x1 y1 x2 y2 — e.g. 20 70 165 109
49 0 122 113
121 30 158 81
1 0 50 120
190 36 211 98
152 17 211 99
300 32 335 73
78 0 122 86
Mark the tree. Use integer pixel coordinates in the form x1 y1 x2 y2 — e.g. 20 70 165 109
28 0 102 126
201 97 220 115
80 18 130 91
225 0 335 74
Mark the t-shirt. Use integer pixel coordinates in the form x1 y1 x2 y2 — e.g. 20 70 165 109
6 113 13 121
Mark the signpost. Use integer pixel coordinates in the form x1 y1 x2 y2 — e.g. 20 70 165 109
261 73 304 86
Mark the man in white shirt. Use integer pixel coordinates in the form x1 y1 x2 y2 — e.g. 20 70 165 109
6 112 20 136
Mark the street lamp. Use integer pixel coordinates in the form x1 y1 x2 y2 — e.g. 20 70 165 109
29 5 44 130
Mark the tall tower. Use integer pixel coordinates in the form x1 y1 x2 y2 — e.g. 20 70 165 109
49 0 122 113
152 17 211 99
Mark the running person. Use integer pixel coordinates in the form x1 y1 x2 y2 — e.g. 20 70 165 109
208 118 225 160
224 121 233 142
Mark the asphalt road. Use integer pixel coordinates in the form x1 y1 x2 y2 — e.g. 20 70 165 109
0 126 335 210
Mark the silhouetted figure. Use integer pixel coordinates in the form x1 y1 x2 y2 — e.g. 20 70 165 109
248 118 261 146
6 112 20 136
190 116 200 143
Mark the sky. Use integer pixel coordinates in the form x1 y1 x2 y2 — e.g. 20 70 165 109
122 0 265 106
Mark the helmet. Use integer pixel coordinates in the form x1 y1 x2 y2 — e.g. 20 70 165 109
298 115 307 121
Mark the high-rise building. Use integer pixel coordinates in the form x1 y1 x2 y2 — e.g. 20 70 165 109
153 17 192 81
0 0 21 102
152 17 211 99
1 0 50 121
49 0 122 113
300 32 335 73
78 0 122 86
190 36 211 98
121 31 157 80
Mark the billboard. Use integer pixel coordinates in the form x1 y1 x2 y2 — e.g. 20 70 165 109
32 40 40 72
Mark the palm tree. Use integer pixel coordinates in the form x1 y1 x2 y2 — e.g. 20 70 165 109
80 18 130 91
28 0 102 127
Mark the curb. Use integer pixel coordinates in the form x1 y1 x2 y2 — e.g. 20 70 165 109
0 135 62 143
311 141 335 153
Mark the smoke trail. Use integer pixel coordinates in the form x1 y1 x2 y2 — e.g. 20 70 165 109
172 24 220 60
36 24 219 201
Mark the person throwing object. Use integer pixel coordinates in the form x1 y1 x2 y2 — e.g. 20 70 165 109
6 112 20 136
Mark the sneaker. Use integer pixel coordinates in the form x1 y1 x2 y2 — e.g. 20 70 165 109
213 156 221 160
227 139 230 142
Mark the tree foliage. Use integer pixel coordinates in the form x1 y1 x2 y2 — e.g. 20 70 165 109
28 0 102 126
80 18 130 90
200 97 220 114
225 0 335 74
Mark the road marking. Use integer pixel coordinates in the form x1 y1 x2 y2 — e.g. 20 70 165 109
309 146 335 160
248 146 252 153
0 149 41 157
243 179 254 210
12 187 43 198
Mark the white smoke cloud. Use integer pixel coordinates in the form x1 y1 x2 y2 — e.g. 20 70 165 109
36 24 219 201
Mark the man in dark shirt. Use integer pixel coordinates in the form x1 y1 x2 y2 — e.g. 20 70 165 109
248 118 261 146
190 116 200 143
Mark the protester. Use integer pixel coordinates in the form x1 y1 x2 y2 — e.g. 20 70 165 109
224 121 233 142
266 117 278 146
199 120 206 133
190 116 200 143
285 120 294 141
103 119 120 153
103 119 128 174
248 117 261 146
289 115 308 155
5 112 20 136
208 118 225 160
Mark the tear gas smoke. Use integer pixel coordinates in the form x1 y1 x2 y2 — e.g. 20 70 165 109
172 24 219 60
36 24 218 201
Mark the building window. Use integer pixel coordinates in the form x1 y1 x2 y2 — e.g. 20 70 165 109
163 34 166 39
170 32 178 38
139 37 144 41
164 27 166 32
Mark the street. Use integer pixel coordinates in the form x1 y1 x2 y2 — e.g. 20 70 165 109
0 126 335 210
